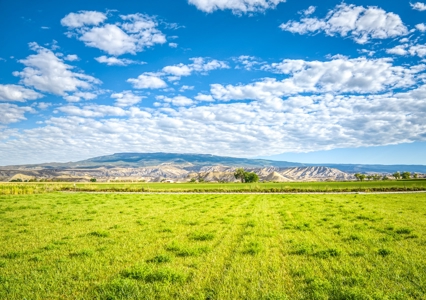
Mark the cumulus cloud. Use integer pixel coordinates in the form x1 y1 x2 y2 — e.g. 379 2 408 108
63 12 166 56
301 6 316 16
387 43 426 58
64 54 79 61
127 73 168 89
63 92 98 102
234 55 264 70
194 93 214 101
95 55 143 66
61 11 107 28
162 57 229 80
13 43 101 96
57 105 128 118
386 44 408 56
157 95 195 106
179 85 194 92
280 3 408 44
111 91 144 107
0 103 34 124
2 84 426 164
416 23 426 32
0 84 43 102
411 2 426 11
211 57 422 101
169 42 178 48
188 0 286 14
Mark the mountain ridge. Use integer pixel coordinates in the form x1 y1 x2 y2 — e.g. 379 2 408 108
2 152 426 173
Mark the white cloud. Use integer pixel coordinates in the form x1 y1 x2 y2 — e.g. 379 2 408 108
180 85 194 91
234 55 264 70
58 105 127 118
61 11 107 28
37 102 51 110
386 43 426 58
64 54 79 61
159 95 195 106
302 6 316 16
95 55 142 66
188 0 286 14
163 64 192 77
162 57 229 80
411 2 426 11
386 44 408 56
64 12 166 56
213 57 422 101
280 3 408 44
409 44 426 57
169 42 178 48
0 103 34 124
111 91 143 107
79 24 138 56
3 85 426 164
127 73 168 89
13 43 101 96
0 84 43 102
64 92 98 102
195 93 214 101
416 23 426 32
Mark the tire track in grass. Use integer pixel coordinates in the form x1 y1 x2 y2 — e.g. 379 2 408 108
200 195 257 300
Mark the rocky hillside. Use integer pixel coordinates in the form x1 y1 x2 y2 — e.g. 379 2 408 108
0 165 355 182
1 152 424 182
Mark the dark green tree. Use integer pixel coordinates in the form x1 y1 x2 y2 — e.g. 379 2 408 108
401 172 410 180
392 172 401 180
244 172 259 183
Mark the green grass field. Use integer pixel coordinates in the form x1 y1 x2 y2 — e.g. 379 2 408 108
0 192 425 299
1 180 426 195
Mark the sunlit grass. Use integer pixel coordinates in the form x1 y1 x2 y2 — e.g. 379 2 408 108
0 193 425 299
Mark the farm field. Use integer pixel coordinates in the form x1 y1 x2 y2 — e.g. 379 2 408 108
0 193 425 299
1 179 426 195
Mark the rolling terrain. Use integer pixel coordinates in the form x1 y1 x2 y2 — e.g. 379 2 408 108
1 152 425 182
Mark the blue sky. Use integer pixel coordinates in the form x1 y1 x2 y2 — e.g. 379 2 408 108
1 0 426 165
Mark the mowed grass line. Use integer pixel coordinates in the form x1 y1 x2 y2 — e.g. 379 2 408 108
0 193 425 299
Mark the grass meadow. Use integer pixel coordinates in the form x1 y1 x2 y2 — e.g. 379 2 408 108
1 180 426 195
0 192 425 299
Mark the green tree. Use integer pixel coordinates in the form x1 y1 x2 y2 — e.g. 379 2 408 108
234 168 246 183
382 175 389 180
354 173 366 181
244 172 259 183
392 172 401 180
413 173 418 179
90 178 96 182
373 174 381 181
401 172 410 180
366 175 373 181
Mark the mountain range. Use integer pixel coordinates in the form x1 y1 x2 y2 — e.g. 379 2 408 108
1 152 425 182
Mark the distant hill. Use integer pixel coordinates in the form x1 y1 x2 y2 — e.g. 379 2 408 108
1 152 426 174
3 152 303 169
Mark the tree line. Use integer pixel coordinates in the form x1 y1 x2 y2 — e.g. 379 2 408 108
354 171 418 181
